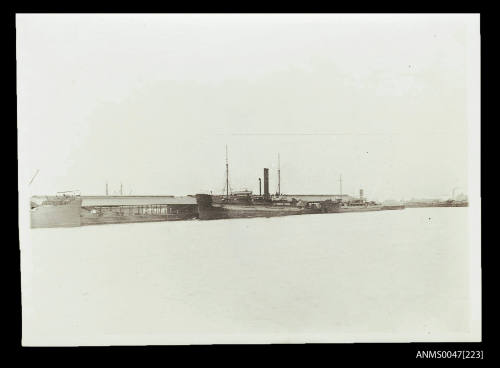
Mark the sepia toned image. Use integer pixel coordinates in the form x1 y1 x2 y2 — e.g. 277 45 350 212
17 13 481 345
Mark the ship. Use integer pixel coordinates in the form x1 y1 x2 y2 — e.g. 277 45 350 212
30 191 82 228
196 193 340 220
381 204 405 210
196 148 351 221
322 187 406 213
337 202 384 213
380 200 406 211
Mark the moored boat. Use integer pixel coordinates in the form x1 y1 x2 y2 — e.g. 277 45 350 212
337 204 384 213
195 194 335 220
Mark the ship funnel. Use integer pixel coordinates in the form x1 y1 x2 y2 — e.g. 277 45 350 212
264 168 270 199
360 189 364 200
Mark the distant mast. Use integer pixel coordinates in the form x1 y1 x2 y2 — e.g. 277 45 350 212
225 145 229 199
106 181 109 196
339 175 342 202
277 153 281 196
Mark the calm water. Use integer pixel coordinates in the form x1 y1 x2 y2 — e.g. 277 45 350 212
22 207 476 345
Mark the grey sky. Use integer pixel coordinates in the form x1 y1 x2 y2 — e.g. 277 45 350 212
17 14 479 200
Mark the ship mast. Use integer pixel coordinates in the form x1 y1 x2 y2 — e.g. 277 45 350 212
277 153 281 196
225 145 229 199
339 175 342 202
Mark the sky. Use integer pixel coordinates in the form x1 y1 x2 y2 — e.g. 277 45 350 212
17 14 479 201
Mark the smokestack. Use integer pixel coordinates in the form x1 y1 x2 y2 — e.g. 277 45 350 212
106 182 108 196
120 183 123 196
259 178 262 196
360 189 364 200
264 168 269 199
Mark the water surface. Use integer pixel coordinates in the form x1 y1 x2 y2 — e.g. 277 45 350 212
21 208 475 344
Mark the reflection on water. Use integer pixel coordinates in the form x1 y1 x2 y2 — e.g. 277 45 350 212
22 208 473 344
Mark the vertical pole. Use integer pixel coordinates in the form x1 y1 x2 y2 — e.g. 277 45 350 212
278 153 281 196
106 182 108 196
120 183 123 196
225 145 229 199
259 178 262 196
339 175 342 202
264 168 269 200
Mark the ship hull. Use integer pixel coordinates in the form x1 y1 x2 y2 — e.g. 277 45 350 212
336 205 384 213
196 194 328 220
381 205 405 210
198 204 323 220
30 198 82 228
